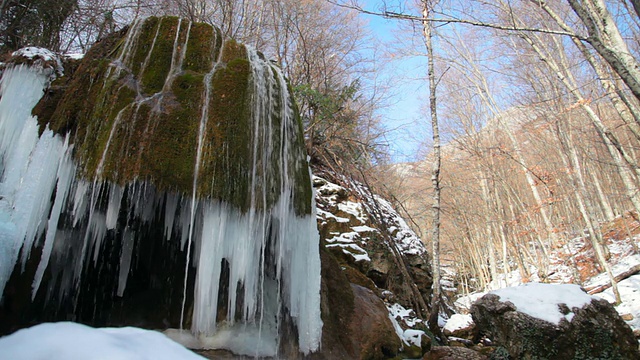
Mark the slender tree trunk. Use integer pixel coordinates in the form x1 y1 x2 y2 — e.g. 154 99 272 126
521 34 640 217
421 0 444 338
538 2 640 139
589 167 616 221
555 120 621 303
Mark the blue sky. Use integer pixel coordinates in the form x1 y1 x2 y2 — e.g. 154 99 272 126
361 10 430 163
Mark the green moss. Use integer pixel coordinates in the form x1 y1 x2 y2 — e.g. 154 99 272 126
221 39 247 63
199 54 252 209
572 326 624 360
140 72 202 191
34 16 314 215
184 23 220 73
129 16 161 77
139 17 180 94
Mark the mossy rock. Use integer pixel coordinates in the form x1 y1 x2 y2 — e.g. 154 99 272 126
34 16 313 215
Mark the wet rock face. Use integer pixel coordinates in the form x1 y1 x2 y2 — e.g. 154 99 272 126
471 294 640 359
312 175 433 359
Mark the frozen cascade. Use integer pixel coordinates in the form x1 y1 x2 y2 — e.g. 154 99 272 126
0 64 73 297
0 17 322 358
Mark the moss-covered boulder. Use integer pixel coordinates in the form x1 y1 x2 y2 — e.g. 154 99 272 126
35 16 310 214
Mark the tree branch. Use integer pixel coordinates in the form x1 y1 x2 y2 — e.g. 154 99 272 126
326 0 586 40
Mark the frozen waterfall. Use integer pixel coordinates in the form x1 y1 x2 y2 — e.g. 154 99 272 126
0 21 322 357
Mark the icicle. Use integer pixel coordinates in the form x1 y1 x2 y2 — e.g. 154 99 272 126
105 184 124 230
164 193 180 239
117 229 135 297
0 65 62 297
1 19 323 357
181 24 222 329
31 135 75 299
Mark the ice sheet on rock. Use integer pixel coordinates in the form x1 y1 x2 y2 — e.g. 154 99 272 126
490 283 593 324
0 322 205 360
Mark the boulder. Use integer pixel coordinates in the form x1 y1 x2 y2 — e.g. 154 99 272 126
349 284 401 360
471 285 640 360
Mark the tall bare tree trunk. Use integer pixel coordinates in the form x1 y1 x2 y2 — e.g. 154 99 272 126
521 34 640 218
421 0 444 338
538 2 640 139
554 119 622 303
567 0 640 101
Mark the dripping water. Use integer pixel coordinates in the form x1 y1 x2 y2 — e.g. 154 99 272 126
180 24 222 330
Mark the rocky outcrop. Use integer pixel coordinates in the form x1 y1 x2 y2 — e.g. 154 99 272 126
314 175 432 315
349 284 402 360
313 174 433 359
471 292 640 359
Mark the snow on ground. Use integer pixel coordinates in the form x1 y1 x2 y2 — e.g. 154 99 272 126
595 274 640 332
12 47 57 61
491 283 593 325
314 175 428 264
0 322 205 360
11 47 64 77
584 254 640 291
443 314 474 334
454 292 486 314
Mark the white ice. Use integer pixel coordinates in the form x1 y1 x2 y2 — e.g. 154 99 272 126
0 64 67 297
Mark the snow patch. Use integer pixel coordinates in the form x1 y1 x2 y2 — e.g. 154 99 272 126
0 322 205 360
443 314 474 333
386 303 425 350
595 274 640 333
491 283 593 325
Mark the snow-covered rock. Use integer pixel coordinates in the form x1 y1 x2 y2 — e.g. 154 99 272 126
471 283 640 359
443 314 474 338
